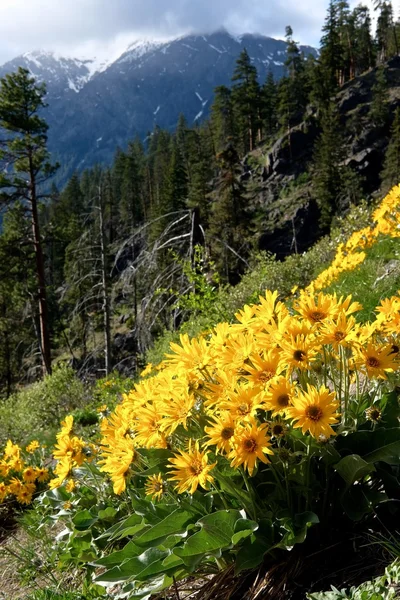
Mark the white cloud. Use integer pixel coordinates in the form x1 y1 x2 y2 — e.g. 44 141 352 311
0 0 398 64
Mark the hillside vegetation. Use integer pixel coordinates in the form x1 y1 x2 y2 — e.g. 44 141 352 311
2 0 400 395
0 183 399 600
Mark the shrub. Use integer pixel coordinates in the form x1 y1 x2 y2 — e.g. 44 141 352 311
0 366 89 446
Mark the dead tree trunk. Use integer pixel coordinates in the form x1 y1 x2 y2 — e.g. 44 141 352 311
98 185 112 375
29 155 52 375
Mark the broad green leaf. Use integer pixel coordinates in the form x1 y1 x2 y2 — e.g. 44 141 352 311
104 513 145 541
279 512 319 548
98 507 117 521
133 509 195 547
174 510 241 566
91 540 142 567
380 391 400 428
336 428 400 459
121 574 175 599
231 518 259 546
341 485 387 521
235 519 274 573
72 509 98 531
293 512 319 528
94 548 169 584
364 439 400 465
334 454 375 485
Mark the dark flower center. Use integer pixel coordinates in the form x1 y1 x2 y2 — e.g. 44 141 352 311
221 427 234 440
243 438 257 453
259 370 273 382
305 405 323 422
189 460 203 476
334 331 345 341
310 311 326 323
366 356 380 368
293 350 306 362
277 394 289 407
272 424 284 436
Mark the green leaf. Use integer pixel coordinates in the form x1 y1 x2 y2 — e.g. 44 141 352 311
364 438 400 465
91 540 142 568
72 509 98 531
103 513 146 541
334 454 375 485
133 509 196 548
121 574 175 599
94 548 169 584
235 519 274 573
98 507 117 521
293 512 319 529
231 518 259 546
341 485 387 521
336 428 400 461
279 512 319 548
174 510 241 567
381 391 400 428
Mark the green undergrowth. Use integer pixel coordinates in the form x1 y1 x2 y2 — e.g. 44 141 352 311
0 367 133 447
307 560 400 600
324 236 400 322
146 203 375 366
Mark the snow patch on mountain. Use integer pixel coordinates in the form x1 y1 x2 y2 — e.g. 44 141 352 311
118 39 166 63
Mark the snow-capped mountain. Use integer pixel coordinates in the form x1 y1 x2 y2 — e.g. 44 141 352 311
0 30 317 183
0 50 93 95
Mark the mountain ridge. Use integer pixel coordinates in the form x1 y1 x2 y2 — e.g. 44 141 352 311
0 30 318 182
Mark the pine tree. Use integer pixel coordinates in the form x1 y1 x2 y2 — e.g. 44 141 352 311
231 48 262 153
185 128 212 225
0 204 37 394
0 68 58 375
261 71 278 138
381 107 400 191
370 66 389 126
352 5 375 75
277 26 307 144
208 144 253 282
320 1 343 93
211 85 237 152
119 140 145 235
375 1 398 63
312 103 348 228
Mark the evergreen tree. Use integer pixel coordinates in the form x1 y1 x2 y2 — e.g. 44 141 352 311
337 1 353 83
208 144 253 282
320 1 343 93
375 1 398 63
261 71 278 138
352 5 375 75
312 103 348 228
277 26 307 144
165 140 189 213
231 48 262 153
0 68 58 375
370 66 390 126
0 205 37 394
185 128 212 224
211 85 237 152
381 107 400 191
119 140 145 235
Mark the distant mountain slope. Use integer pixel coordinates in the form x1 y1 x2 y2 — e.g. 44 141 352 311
0 30 317 182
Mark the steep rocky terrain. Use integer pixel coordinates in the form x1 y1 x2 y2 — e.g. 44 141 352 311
241 57 400 258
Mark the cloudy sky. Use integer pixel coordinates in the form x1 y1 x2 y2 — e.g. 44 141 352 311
0 0 397 65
